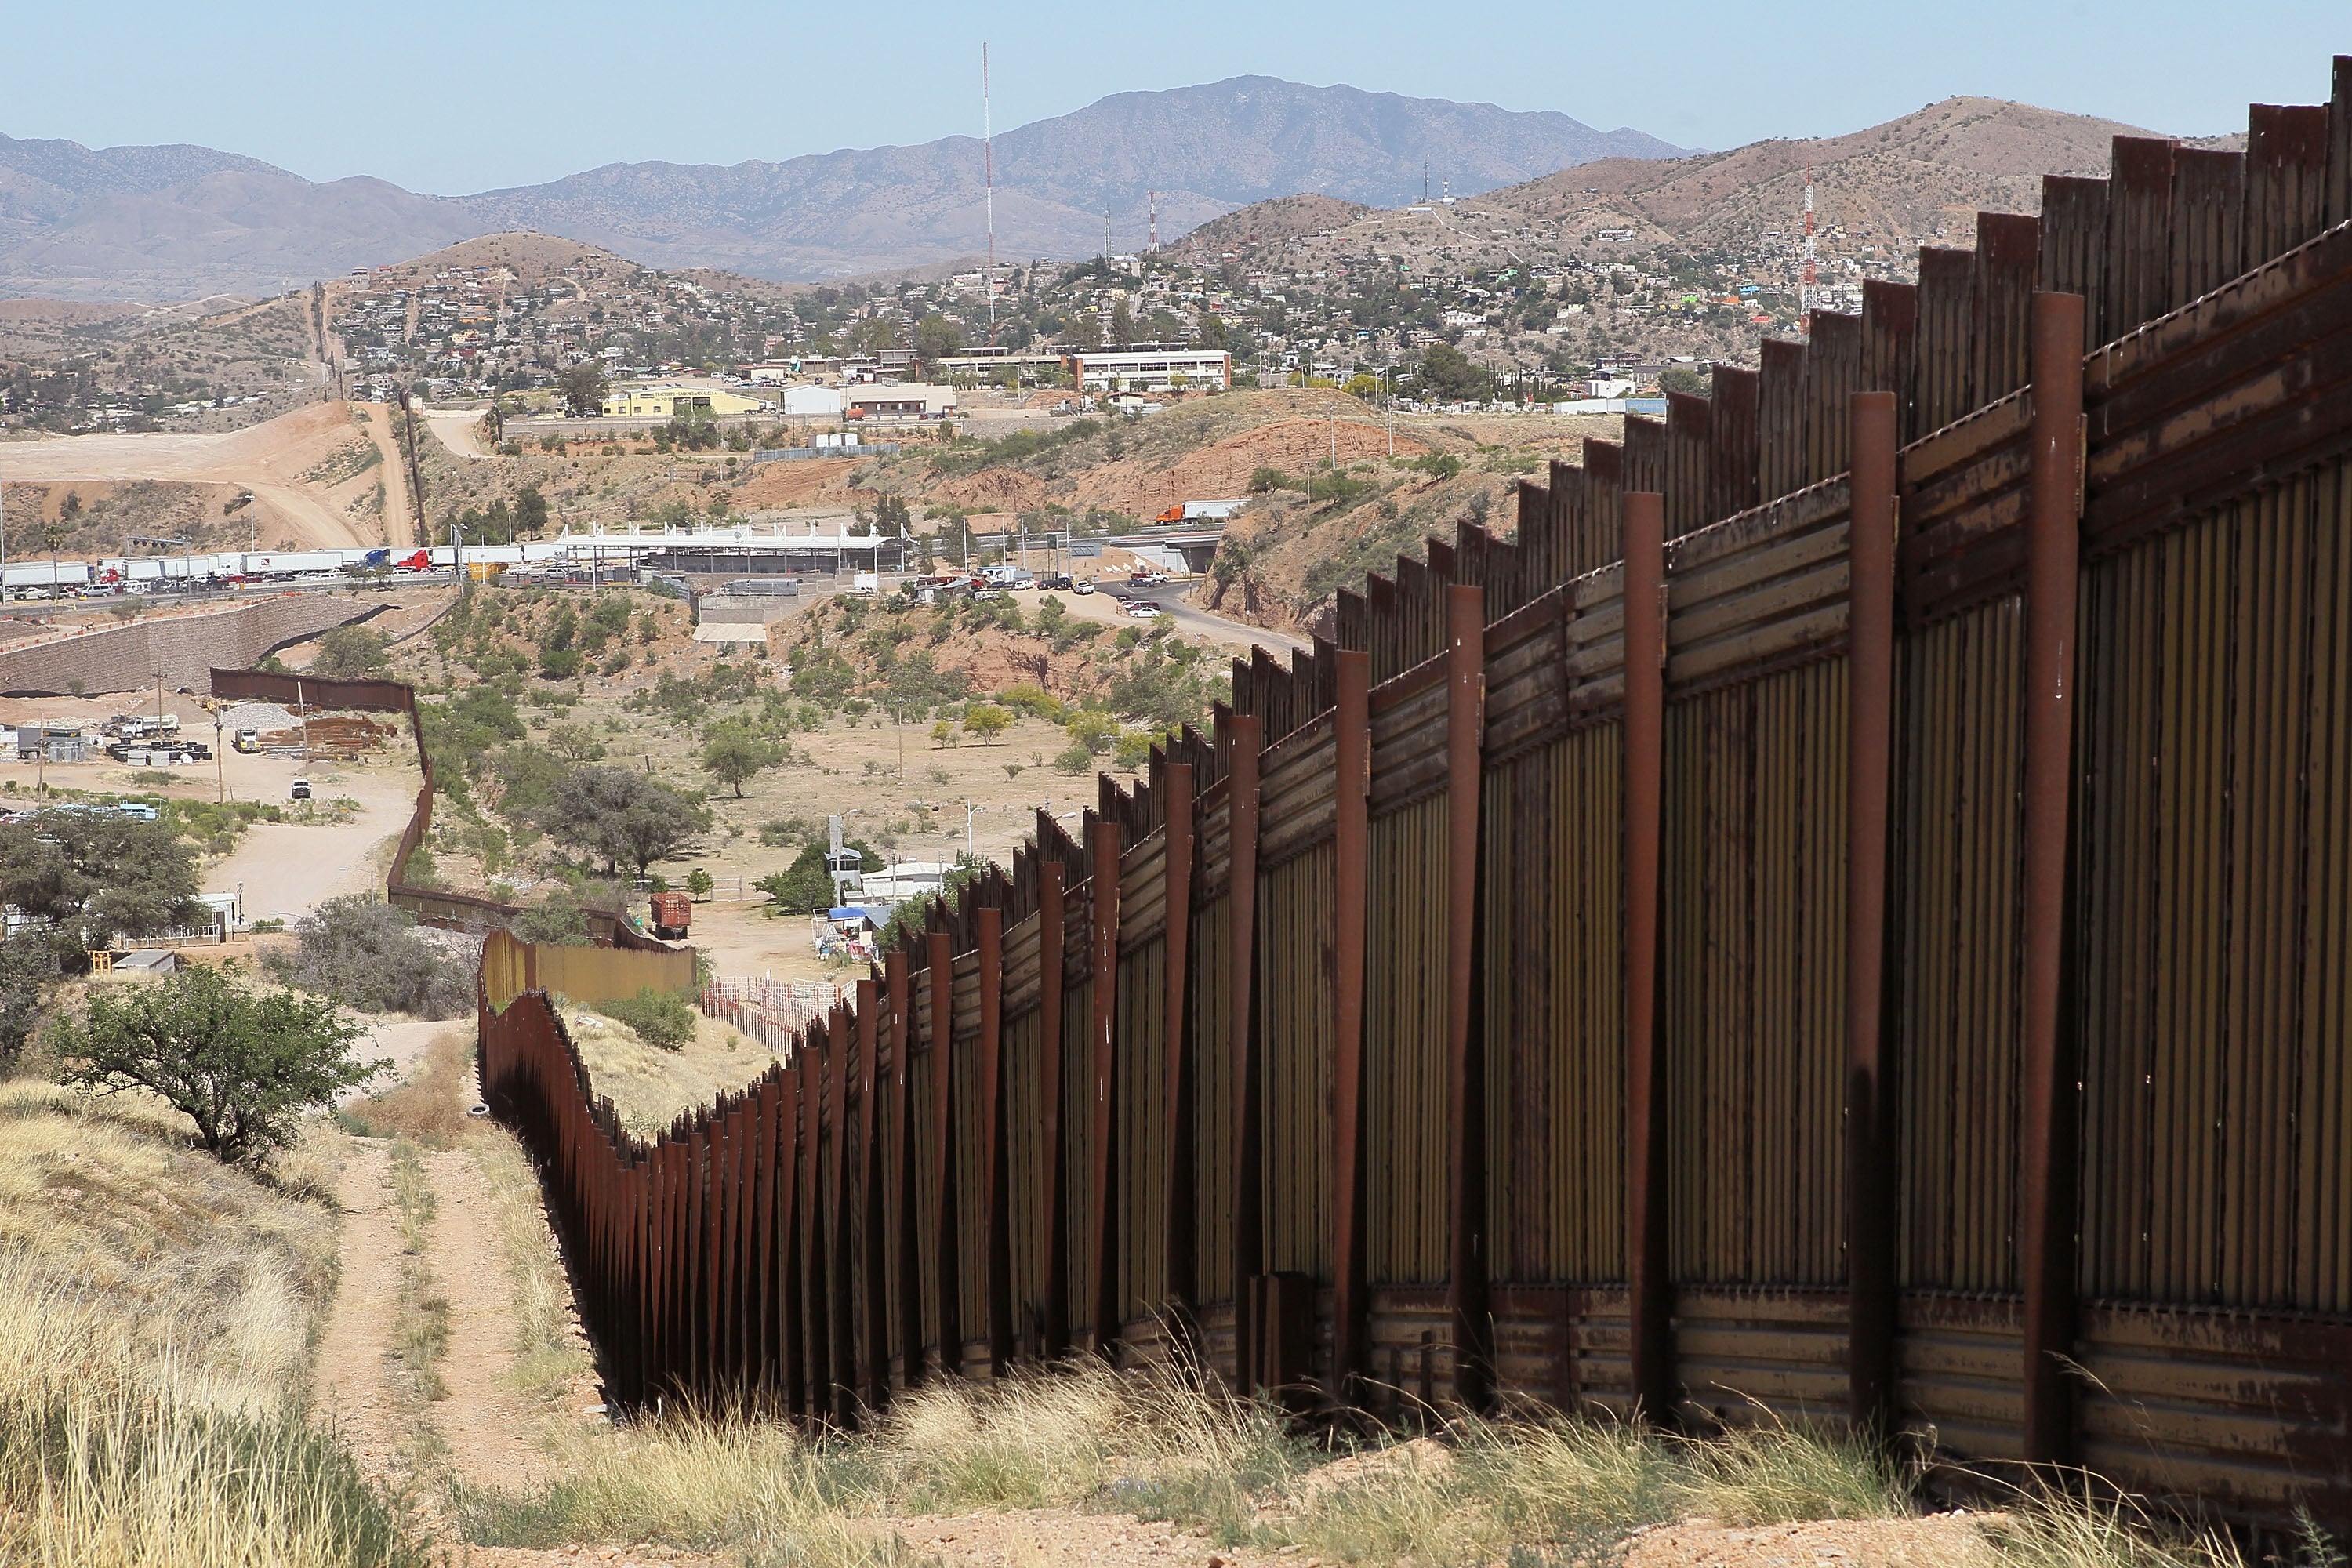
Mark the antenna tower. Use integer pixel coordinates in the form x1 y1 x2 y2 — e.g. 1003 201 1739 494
983 43 996 342
1798 162 1818 331
1149 189 1159 251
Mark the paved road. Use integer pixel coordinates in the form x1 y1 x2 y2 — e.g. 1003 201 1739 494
1120 581 1312 658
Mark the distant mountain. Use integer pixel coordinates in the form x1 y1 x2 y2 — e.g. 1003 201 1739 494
0 79 1687 299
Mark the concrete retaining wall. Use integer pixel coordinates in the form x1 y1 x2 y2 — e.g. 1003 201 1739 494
0 594 385 697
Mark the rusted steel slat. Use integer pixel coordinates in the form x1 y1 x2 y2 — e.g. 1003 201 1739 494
1087 815 1123 1353
1330 649 1373 1401
1225 713 1265 1391
1973 212 2041 405
1710 365 1762 521
1034 859 1069 1356
2107 136 2178 336
1444 583 1490 1403
1846 390 1900 1436
977 908 1012 1372
1623 492 1671 1422
1915 247 1976 436
1161 762 1198 1319
857 979 887 1409
1758 339 1806 500
1806 311 1860 483
2020 292 2086 1467
927 930 960 1372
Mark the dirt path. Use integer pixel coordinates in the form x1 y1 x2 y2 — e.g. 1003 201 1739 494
312 1140 408 1479
421 1142 561 1487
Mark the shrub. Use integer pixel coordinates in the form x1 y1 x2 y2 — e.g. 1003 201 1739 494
1054 744 1094 775
600 987 696 1051
264 895 474 1018
310 623 390 678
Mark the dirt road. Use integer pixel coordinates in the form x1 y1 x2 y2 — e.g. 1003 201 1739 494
201 751 419 926
425 409 491 461
0 402 391 550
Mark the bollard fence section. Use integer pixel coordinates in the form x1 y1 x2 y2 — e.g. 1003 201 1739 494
481 62 2352 1537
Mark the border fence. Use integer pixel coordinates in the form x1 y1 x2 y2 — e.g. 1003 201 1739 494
480 62 2352 1534
209 666 669 949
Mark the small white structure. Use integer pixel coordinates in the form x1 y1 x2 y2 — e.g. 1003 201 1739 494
782 384 846 418
845 383 958 423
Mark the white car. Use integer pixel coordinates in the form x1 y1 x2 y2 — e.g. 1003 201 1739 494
1072 579 1096 595
1127 601 1163 619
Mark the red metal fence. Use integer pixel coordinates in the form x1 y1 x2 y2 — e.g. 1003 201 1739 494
480 61 2352 1531
209 666 667 949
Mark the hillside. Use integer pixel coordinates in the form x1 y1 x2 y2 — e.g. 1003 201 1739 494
1174 194 1377 257
0 80 1687 300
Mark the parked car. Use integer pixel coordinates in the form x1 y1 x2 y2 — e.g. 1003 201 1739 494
289 777 313 801
1072 579 1096 595
1128 601 1164 619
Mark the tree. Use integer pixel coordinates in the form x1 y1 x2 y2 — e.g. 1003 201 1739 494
699 726 785 797
1417 342 1486 402
0 813 200 956
915 312 965 363
540 766 710 878
511 887 591 946
515 483 551 537
559 361 609 417
929 720 960 748
545 723 608 763
1064 708 1120 756
685 868 714 898
262 895 472 1019
310 623 390 679
1198 314 1229 350
1110 301 1138 347
0 929 58 1062
53 965 383 1165
1246 466 1291 495
962 702 1011 745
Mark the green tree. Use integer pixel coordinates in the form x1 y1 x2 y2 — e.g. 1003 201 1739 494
559 361 609 417
1064 708 1120 755
53 964 383 1165
545 723 607 764
962 702 1011 745
310 623 390 678
540 767 710 878
1198 313 1229 350
1110 301 1138 347
685 868 715 898
915 312 966 363
511 887 591 946
1246 466 1290 495
0 929 58 1062
699 726 785 797
0 813 200 956
515 483 551 537
1417 342 1487 402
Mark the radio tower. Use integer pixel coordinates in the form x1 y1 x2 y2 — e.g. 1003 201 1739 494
1148 189 1159 251
983 43 996 343
1798 162 1819 332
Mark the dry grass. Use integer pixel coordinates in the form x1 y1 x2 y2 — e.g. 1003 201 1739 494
471 1128 596 1400
339 1028 474 1146
447 1360 2294 1568
0 1078 420 1566
386 1138 452 1403
564 1000 785 1138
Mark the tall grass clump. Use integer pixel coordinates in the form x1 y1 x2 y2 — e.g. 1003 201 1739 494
449 1406 902 1565
0 1091 421 1568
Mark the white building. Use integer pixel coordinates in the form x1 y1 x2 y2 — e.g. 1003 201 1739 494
845 383 957 423
1064 347 1232 393
782 384 846 418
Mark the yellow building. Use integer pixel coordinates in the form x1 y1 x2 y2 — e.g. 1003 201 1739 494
599 384 767 418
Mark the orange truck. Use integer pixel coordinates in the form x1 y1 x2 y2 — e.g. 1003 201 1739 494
649 890 691 939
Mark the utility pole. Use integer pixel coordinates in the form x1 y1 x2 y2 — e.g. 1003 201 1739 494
1327 401 1338 471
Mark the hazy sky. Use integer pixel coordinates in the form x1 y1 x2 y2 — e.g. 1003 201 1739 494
9 1 2344 194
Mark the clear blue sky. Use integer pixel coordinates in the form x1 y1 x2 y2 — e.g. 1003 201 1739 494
9 1 2345 194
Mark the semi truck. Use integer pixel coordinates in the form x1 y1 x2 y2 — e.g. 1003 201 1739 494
1152 499 1248 524
649 891 691 940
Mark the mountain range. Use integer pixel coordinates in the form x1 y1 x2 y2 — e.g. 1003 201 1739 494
0 78 1686 301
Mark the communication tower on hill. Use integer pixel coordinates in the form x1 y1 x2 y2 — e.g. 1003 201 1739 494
983 43 996 342
1149 190 1159 251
